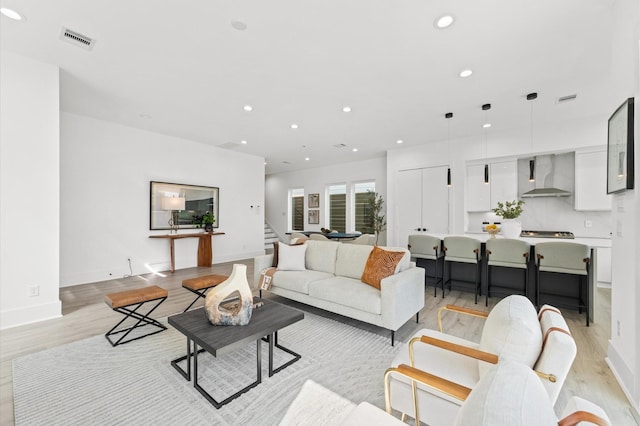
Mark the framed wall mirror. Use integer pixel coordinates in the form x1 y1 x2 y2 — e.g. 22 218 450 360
150 181 219 230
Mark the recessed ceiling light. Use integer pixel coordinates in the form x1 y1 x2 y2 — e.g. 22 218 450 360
1 8 23 20
434 15 454 29
231 20 247 31
352 148 358 152
241 140 248 144
291 124 298 129
305 157 310 161
243 105 253 111
264 162 267 165
483 123 491 128
342 106 351 113
459 69 473 78
396 139 404 144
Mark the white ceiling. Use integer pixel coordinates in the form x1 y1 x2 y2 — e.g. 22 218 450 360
0 0 616 174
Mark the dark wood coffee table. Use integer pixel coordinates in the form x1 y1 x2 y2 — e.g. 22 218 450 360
168 298 304 408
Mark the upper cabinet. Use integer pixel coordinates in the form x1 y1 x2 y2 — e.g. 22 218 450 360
575 150 612 211
466 160 517 212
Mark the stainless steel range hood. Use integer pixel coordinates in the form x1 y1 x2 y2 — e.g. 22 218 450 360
521 155 571 198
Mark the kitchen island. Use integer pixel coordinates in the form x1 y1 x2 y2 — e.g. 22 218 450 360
410 232 611 323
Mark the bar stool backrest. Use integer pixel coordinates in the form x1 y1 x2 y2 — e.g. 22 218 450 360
408 234 441 260
535 242 590 275
486 239 530 269
443 236 481 264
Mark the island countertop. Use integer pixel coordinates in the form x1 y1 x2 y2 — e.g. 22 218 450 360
418 232 611 248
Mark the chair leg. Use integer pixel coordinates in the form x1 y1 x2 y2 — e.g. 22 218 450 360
416 312 419 323
433 259 437 298
585 273 590 327
105 297 167 347
474 262 479 304
536 267 540 308
391 330 395 347
440 257 445 298
486 265 490 307
183 288 209 312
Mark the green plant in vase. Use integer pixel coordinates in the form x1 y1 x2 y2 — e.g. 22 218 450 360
492 200 524 238
202 212 215 233
366 191 387 246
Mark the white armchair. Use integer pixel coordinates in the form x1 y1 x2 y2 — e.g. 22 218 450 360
385 295 577 425
384 360 610 425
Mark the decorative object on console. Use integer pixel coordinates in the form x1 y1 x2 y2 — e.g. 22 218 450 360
202 211 215 232
492 200 525 239
161 196 185 234
361 246 405 289
607 97 634 194
366 191 387 245
204 264 253 326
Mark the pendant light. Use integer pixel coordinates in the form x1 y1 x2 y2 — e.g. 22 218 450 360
446 112 453 186
527 92 538 182
482 103 491 184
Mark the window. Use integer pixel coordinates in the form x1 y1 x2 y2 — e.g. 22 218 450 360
354 182 375 234
290 188 304 231
328 184 346 232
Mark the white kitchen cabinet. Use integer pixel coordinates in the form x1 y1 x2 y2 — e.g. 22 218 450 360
597 247 612 284
396 166 449 247
575 150 612 211
466 160 517 212
466 164 491 212
490 160 518 206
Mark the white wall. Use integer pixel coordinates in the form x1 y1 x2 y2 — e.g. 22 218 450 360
606 0 640 415
265 157 387 243
60 113 265 286
0 51 62 329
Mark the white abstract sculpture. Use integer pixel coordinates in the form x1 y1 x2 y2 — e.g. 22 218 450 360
204 264 253 326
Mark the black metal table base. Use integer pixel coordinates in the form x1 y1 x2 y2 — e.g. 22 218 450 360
171 331 301 408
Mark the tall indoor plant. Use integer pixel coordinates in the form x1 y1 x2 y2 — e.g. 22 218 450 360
367 191 387 245
492 200 525 238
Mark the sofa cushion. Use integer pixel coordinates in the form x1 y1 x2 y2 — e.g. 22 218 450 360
273 270 334 294
308 277 382 315
305 240 340 274
478 295 542 378
277 242 307 271
335 244 374 279
361 246 406 289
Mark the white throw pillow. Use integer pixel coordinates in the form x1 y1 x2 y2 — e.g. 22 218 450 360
277 242 307 271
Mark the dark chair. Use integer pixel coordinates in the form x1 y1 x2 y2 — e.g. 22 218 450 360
485 238 530 306
443 236 482 303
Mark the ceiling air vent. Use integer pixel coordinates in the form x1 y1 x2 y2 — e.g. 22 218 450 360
557 94 577 104
332 143 347 149
60 27 96 50
282 161 291 164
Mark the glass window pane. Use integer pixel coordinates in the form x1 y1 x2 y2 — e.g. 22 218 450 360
329 184 346 232
354 182 375 234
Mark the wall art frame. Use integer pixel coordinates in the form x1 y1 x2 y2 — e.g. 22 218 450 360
308 193 320 208
607 97 635 194
150 181 219 230
308 209 319 224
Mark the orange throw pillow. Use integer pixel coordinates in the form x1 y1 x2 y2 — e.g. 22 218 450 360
361 246 406 289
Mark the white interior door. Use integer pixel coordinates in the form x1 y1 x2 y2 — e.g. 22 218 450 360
396 169 423 247
421 166 449 234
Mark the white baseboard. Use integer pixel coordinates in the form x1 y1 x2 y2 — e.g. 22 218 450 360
0 300 62 330
606 341 640 423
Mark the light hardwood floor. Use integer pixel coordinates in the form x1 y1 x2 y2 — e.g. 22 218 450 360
0 259 637 425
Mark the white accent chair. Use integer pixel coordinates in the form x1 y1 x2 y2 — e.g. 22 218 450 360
385 360 610 425
385 295 577 426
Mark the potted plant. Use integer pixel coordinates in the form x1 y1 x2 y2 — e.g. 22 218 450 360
202 211 215 233
492 200 524 238
366 191 387 245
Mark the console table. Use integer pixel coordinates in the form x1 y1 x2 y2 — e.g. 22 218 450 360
149 232 225 272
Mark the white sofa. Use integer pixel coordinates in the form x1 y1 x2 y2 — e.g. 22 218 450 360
253 240 425 345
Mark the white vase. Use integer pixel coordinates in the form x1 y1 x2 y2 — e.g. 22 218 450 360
501 219 522 239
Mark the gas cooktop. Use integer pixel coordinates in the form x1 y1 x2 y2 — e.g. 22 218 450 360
520 230 575 239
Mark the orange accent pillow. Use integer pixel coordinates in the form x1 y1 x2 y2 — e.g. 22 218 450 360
361 246 406 289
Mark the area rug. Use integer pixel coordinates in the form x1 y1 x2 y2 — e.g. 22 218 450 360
13 313 401 425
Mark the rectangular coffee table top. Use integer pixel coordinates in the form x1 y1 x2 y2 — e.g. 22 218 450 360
168 298 304 357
